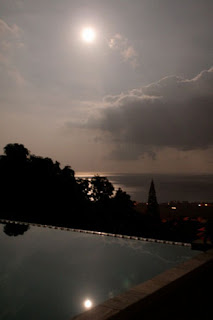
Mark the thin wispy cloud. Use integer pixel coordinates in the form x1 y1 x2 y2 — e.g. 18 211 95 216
0 18 23 57
0 18 25 86
108 33 138 68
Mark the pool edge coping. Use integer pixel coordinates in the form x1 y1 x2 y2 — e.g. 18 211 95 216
0 218 191 247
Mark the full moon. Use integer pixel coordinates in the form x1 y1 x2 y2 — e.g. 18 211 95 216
81 27 96 43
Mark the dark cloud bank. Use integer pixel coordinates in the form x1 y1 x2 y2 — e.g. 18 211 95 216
69 67 213 160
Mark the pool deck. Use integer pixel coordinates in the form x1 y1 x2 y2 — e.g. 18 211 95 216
72 250 213 320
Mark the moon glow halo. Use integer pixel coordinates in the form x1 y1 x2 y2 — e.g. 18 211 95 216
81 27 96 43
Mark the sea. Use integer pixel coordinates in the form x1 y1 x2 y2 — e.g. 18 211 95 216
76 173 213 203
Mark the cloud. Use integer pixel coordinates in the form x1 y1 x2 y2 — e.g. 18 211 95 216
108 33 138 67
70 67 213 160
0 18 22 56
0 18 25 86
0 18 20 36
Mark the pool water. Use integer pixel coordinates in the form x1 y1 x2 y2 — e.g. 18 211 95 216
0 223 199 320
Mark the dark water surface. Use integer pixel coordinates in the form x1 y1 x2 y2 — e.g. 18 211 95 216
0 224 199 320
77 173 213 202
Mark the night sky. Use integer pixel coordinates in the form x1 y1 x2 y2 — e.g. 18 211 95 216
0 0 212 173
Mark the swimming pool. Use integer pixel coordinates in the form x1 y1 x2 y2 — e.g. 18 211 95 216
0 222 199 320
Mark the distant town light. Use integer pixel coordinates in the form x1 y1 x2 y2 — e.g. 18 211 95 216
198 204 201 207
205 204 208 207
171 207 176 210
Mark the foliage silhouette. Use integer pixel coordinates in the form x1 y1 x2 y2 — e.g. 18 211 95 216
0 143 209 243
0 143 83 223
76 178 91 201
3 223 30 237
90 175 114 202
4 143 29 162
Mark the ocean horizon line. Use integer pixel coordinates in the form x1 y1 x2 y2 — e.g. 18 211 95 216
75 172 213 203
75 172 213 177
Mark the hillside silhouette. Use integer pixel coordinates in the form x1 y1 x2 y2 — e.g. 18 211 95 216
0 143 136 234
1 143 212 244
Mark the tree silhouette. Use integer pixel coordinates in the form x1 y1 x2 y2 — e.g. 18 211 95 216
90 175 114 202
0 143 86 220
147 179 160 220
0 144 31 216
0 142 139 236
4 143 29 162
77 178 91 201
114 188 133 209
3 223 30 237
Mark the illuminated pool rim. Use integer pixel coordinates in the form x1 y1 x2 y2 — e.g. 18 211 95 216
0 219 191 247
